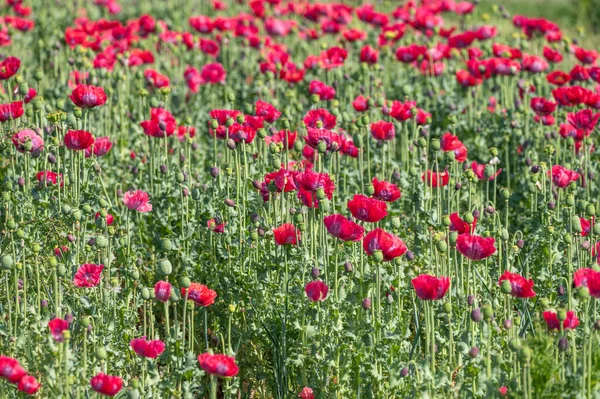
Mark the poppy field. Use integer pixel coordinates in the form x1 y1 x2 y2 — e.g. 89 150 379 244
2 0 600 397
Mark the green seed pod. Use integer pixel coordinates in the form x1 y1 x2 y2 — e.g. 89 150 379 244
180 276 191 288
32 243 41 253
566 194 575 207
141 287 150 300
586 204 596 217
16 229 25 239
71 209 82 221
557 308 567 321
500 188 510 200
463 213 474 224
316 188 326 200
442 215 451 226
157 259 173 275
373 250 384 262
482 305 494 319
95 235 108 248
95 347 108 360
449 231 458 245
1 255 14 270
81 316 92 327
443 302 452 314
430 139 440 151
518 346 531 362
445 150 456 162
320 198 330 212
509 338 521 351
594 223 600 235
500 279 512 294
7 219 16 230
160 239 173 251
436 240 448 253
500 229 509 241
131 269 140 280
48 256 58 268
577 286 590 299
128 389 140 399
571 215 583 233
391 216 401 229
57 265 67 277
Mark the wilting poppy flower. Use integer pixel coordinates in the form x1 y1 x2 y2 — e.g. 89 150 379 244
64 130 95 151
411 274 450 300
543 310 579 330
36 171 63 186
130 337 166 359
154 280 172 302
471 162 501 181
12 129 44 155
90 373 123 396
456 234 496 260
371 177 401 202
449 213 476 235
0 356 26 383
73 264 104 288
273 223 300 245
370 121 395 141
440 132 468 162
182 283 217 306
498 271 536 298
123 190 152 212
363 228 407 261
0 56 20 80
549 165 580 188
299 387 315 399
422 170 449 187
69 85 107 108
347 194 387 223
255 100 281 123
305 281 329 301
198 353 239 377
86 136 113 158
17 375 40 395
48 318 69 342
324 214 364 242
0 101 23 122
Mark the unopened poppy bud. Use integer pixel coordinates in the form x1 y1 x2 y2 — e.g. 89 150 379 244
518 346 531 362
471 308 482 322
344 262 353 273
311 267 320 278
447 231 457 245
226 139 236 150
469 347 479 358
443 302 452 314
455 182 462 191
500 229 509 241
485 206 495 215
558 337 569 352
594 320 600 331
224 199 235 208
503 319 512 330
157 259 172 275
400 367 409 377
362 298 371 310
405 250 414 261
373 250 384 262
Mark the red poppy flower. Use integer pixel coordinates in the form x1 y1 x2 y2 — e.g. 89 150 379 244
574 268 596 289
255 100 281 123
492 43 522 59
530 97 556 116
199 62 226 84
522 55 548 73
396 45 427 63
352 95 369 112
64 130 95 151
144 69 170 88
449 213 476 235
570 65 590 81
69 85 107 108
17 375 40 395
456 234 496 260
387 100 416 122
86 136 113 158
371 177 401 202
416 108 432 125
73 264 104 288
208 219 226 233
181 283 217 306
363 228 408 261
293 170 335 199
24 87 37 103
273 223 300 245
198 353 239 377
471 162 501 181
309 80 335 101
123 190 152 212
12 129 44 155
574 46 599 65
36 171 63 186
347 194 387 223
0 356 26 383
567 109 599 132
303 108 336 129
552 86 590 107
0 56 20 80
0 101 24 122
154 280 172 302
130 337 166 359
48 318 69 342
422 170 449 187
305 281 329 301
440 132 468 162
543 310 579 331
360 45 378 64
549 165 580 189
299 387 315 399
456 70 481 87
411 274 450 300
498 271 536 298
370 121 395 141
189 15 214 33
323 214 364 242
90 373 123 396
265 130 297 149
546 71 570 86
140 108 176 138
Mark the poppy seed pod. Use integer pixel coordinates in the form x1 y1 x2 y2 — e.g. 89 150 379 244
1 255 13 270
157 259 172 275
372 250 384 263
577 286 590 299
141 287 150 300
518 346 531 362
482 305 494 320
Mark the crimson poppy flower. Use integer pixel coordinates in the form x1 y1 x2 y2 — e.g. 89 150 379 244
552 86 590 107
347 194 387 223
359 45 378 64
305 280 329 301
299 387 315 399
449 213 476 235
90 373 123 396
411 274 450 300
549 165 580 188
498 271 536 298
0 356 26 383
416 109 432 125
387 100 416 122
12 129 44 155
154 281 172 302
54 246 69 258
530 97 556 116
255 100 281 123
198 353 239 377
263 168 296 193
309 80 336 101
140 108 176 138
363 228 407 261
265 130 297 149
48 318 69 342
323 214 364 242
352 95 368 112
64 130 95 151
471 162 501 181
396 44 427 63
543 310 579 330
570 65 590 81
189 15 214 33
24 87 37 103
17 375 40 395
0 101 23 122
143 69 170 88
73 264 104 288
440 132 468 162
546 71 570 86
492 43 522 59
574 46 599 65
371 177 401 202
422 170 449 187
181 283 217 306
0 56 20 80
199 62 226 84
303 108 336 129
294 170 335 199
574 268 596 289
208 219 226 233
370 121 395 141
36 171 63 186
456 234 496 260
130 337 166 359
567 109 599 132
273 223 300 245
123 190 152 212
200 38 220 57
522 55 548 73
85 136 113 158
456 70 481 87
69 85 107 108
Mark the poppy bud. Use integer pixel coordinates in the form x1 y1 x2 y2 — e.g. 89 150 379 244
157 259 172 275
362 298 371 310
311 267 320 278
95 347 108 360
405 250 414 261
344 262 353 273
469 347 479 358
471 308 482 322
594 320 600 331
445 150 456 162
485 206 495 215
400 367 409 377
436 240 448 253
518 346 531 362
558 337 569 352
500 229 509 241
503 319 512 330
443 302 452 314
225 199 235 207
